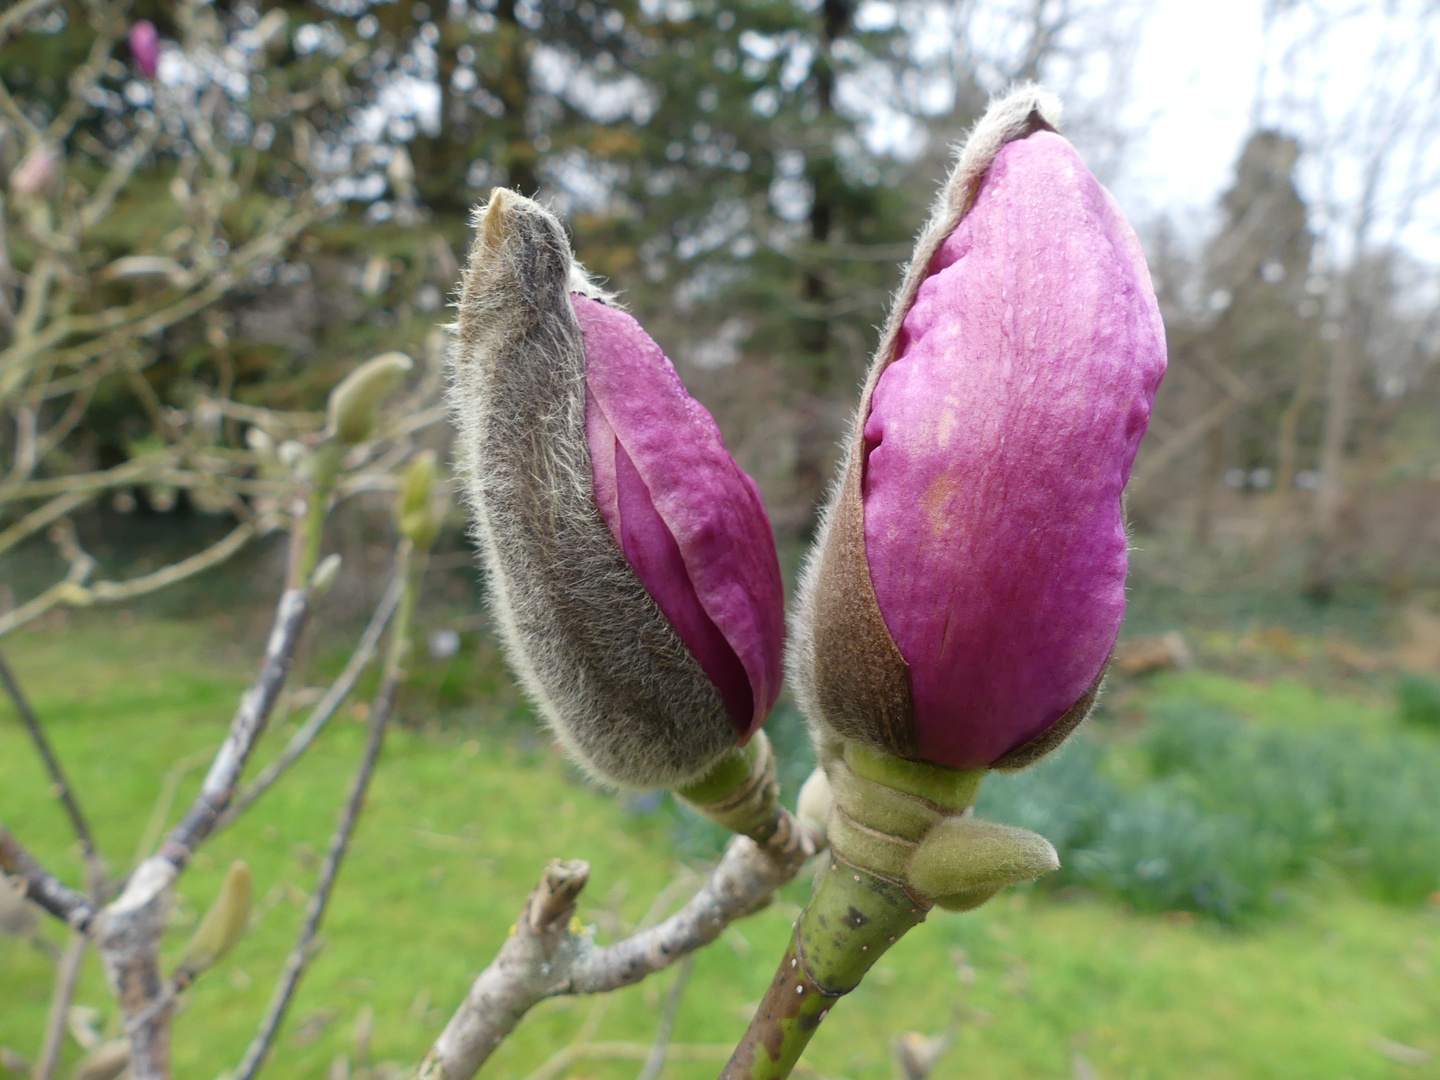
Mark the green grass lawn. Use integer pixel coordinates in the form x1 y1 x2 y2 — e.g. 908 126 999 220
2 613 1438 1080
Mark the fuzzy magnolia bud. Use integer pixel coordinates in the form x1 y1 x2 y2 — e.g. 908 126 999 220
397 450 442 550
327 352 413 445
173 860 252 987
792 87 1167 771
447 190 785 788
129 21 160 79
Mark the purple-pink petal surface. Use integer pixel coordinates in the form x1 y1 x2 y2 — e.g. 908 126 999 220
861 131 1167 769
129 21 159 78
576 294 785 739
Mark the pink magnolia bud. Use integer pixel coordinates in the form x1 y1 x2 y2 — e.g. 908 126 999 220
578 295 784 737
448 190 785 787
793 88 1167 771
129 21 160 79
9 144 60 198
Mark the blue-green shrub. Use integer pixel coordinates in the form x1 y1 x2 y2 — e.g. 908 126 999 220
980 702 1440 920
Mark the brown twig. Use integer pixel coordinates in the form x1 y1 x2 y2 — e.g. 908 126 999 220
159 586 310 870
85 583 310 1080
417 815 817 1080
34 933 86 1080
636 952 695 1080
0 647 99 867
0 826 95 931
214 568 405 834
232 671 401 1080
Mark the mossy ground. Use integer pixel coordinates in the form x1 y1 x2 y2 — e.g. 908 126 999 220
1 612 1437 1079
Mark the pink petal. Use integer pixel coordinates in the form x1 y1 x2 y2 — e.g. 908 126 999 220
129 21 159 79
862 131 1167 768
577 295 785 738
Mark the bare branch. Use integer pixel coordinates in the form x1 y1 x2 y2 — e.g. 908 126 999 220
215 569 404 834
636 953 695 1080
0 826 96 931
232 671 401 1080
418 815 817 1080
159 585 309 870
0 648 99 866
34 934 86 1080
0 489 93 560
0 0 60 45
0 522 256 640
0 450 173 505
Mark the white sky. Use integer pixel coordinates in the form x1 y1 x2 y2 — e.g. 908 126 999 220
1109 0 1265 242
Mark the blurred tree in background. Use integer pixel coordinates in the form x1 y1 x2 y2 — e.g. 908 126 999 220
3 0 1440 623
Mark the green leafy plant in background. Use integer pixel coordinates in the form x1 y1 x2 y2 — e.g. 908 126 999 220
980 702 1440 922
1396 673 1440 732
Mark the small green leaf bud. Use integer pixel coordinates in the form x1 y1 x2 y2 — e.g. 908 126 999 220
310 553 343 595
397 450 443 550
173 860 252 987
72 1040 130 1080
905 815 1058 908
327 352 413 445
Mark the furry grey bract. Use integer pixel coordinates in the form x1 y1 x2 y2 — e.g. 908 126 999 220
446 190 736 788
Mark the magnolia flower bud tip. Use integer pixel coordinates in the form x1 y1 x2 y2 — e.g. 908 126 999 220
480 189 512 249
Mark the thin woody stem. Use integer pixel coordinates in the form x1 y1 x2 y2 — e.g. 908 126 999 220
231 672 400 1080
0 825 96 931
159 586 311 869
232 543 418 1080
34 934 86 1080
0 646 100 869
214 566 404 834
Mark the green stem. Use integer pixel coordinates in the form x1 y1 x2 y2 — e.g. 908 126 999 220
290 439 343 587
719 744 995 1079
720 854 928 1078
675 732 785 846
383 541 421 680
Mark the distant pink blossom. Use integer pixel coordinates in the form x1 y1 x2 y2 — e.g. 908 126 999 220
129 21 159 78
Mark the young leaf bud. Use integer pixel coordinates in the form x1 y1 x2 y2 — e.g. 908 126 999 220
173 860 252 987
792 86 1167 771
310 553 343 595
447 190 785 788
397 450 443 550
327 352 413 445
905 815 1059 910
72 1040 130 1080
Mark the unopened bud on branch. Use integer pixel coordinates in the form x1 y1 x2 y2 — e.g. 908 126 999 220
9 144 60 198
310 553 343 594
792 87 1167 772
327 352 413 445
398 450 443 550
447 190 785 788
173 860 252 987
